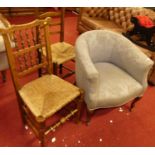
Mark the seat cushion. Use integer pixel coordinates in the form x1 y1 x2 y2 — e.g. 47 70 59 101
88 62 143 110
51 42 75 64
19 75 80 119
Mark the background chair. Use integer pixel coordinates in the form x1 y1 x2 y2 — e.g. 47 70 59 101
0 13 12 82
75 30 153 123
37 8 75 78
0 17 83 146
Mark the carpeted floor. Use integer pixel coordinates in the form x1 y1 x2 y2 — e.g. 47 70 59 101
0 10 155 147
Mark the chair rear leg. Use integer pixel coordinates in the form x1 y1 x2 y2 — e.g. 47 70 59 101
1 70 6 82
53 63 58 75
59 64 63 74
130 97 141 111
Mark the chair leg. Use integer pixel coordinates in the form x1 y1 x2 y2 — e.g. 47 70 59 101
16 93 27 125
40 132 45 147
76 90 84 123
38 121 45 147
130 97 141 111
38 68 42 77
86 108 94 126
73 81 76 85
53 63 58 75
1 70 6 82
59 64 63 74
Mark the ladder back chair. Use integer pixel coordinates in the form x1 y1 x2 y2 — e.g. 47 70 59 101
0 17 83 146
37 8 75 78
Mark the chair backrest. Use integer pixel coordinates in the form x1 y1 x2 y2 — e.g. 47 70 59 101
0 17 52 90
37 8 65 42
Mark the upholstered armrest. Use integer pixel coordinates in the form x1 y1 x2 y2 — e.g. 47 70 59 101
128 49 153 87
113 42 154 86
75 35 100 103
75 36 99 82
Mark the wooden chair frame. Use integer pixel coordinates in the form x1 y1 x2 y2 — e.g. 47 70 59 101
0 17 83 146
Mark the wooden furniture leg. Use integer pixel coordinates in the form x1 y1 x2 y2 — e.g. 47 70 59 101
59 64 63 74
86 108 94 125
53 63 58 75
38 121 45 147
1 70 6 82
130 97 141 111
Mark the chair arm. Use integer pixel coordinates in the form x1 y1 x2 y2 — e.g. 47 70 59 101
129 52 153 87
115 44 154 86
75 37 100 105
75 36 99 82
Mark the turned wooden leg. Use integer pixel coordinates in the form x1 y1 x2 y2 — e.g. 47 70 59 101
130 97 141 111
1 70 6 82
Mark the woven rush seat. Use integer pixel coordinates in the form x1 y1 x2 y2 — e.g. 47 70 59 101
51 42 75 65
19 75 80 119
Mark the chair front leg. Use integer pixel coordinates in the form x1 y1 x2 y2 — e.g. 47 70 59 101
76 89 84 123
86 108 94 126
130 97 141 111
16 93 27 125
37 120 46 147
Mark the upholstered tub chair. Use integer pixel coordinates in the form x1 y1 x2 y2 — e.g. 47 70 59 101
75 30 153 122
